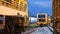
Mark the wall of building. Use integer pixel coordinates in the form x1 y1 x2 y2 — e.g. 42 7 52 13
0 5 27 16
0 0 28 17
53 0 60 34
53 0 60 20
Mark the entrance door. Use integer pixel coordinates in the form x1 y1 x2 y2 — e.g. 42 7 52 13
5 16 14 34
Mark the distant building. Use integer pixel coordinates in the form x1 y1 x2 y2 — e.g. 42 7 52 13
29 17 37 23
36 13 50 26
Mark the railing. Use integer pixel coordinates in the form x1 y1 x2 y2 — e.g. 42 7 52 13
0 0 22 11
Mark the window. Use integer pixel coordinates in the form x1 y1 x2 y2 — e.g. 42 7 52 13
16 4 18 9
20 2 23 4
6 0 12 3
39 19 45 22
24 4 27 12
20 2 23 11
38 15 45 18
0 16 3 24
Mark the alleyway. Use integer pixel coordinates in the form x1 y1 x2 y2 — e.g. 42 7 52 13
22 26 53 34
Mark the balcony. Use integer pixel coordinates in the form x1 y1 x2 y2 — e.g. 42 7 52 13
0 0 22 11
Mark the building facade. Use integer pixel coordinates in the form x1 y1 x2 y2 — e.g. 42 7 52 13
53 0 60 34
36 13 50 26
0 0 28 16
0 0 29 33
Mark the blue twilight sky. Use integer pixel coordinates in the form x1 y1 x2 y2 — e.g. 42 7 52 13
27 0 53 17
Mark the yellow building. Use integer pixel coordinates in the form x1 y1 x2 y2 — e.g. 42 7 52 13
0 0 29 33
0 0 28 15
36 13 50 26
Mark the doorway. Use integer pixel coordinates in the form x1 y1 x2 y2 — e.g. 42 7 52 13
5 16 14 34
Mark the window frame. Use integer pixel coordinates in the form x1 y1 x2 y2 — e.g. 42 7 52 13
24 4 27 12
20 2 23 11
